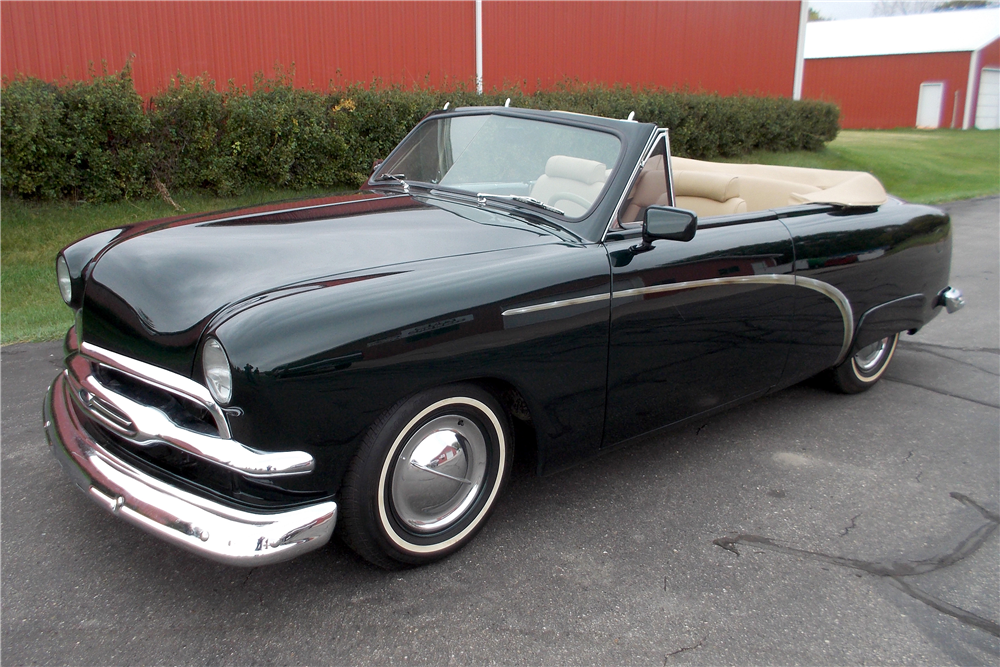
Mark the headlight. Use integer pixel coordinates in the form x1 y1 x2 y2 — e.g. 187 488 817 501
56 255 73 305
202 338 233 405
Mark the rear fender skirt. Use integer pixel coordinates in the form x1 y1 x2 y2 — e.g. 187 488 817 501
853 294 925 352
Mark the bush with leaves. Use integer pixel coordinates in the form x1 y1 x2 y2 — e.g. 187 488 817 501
0 77 74 199
1 67 839 202
2 64 152 202
148 75 231 194
222 70 347 193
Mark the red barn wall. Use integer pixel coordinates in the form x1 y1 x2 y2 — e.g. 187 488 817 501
1 1 802 98
482 1 802 96
966 37 1000 127
803 51 974 129
0 1 477 96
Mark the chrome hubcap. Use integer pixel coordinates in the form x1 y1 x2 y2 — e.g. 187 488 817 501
391 415 488 533
854 337 889 373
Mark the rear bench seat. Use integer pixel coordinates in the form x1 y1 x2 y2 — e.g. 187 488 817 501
673 171 747 217
672 157 887 212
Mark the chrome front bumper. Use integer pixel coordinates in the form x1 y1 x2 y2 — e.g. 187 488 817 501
45 372 337 566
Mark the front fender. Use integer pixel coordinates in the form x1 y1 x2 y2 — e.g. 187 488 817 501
212 242 612 494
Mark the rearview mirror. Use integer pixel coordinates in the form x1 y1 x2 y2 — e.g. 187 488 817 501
632 206 698 253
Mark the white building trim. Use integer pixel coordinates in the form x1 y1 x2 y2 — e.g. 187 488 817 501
793 0 809 100
476 0 483 94
963 47 985 130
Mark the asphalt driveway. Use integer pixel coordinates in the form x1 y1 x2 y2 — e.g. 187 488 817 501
2 197 997 665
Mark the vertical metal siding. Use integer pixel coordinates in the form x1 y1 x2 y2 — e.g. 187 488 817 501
1 1 477 97
2 1 800 98
482 1 801 96
966 38 1000 125
803 52 974 129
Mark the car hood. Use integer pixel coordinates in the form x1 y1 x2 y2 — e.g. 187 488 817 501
80 192 570 375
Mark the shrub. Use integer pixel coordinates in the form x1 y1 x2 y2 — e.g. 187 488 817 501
0 77 75 199
1 68 840 202
222 70 347 193
148 75 230 194
2 64 152 202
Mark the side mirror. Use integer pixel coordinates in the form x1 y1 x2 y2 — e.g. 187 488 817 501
632 206 698 253
370 158 384 176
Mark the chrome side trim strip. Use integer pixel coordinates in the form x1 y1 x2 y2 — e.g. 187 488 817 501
613 273 794 299
81 342 232 440
794 276 854 364
46 374 336 567
502 293 611 317
612 274 855 364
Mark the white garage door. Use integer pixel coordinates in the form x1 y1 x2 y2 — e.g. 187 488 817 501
916 82 944 129
975 68 999 130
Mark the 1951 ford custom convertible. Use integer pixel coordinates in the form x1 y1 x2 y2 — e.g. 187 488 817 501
44 107 965 569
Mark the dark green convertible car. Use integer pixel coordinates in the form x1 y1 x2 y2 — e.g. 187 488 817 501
45 107 964 568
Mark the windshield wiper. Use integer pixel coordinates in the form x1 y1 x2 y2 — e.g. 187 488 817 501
476 193 564 216
374 173 409 193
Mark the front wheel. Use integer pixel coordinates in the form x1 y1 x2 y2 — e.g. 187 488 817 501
826 333 900 394
339 384 512 569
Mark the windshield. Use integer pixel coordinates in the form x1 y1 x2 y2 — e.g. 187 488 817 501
375 114 622 219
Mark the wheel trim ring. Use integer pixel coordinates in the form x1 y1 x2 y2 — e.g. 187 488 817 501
851 335 897 382
377 396 506 554
390 417 488 533
854 338 888 372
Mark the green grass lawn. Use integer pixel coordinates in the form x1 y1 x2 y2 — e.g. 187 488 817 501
2 129 998 344
724 129 1000 204
1 188 334 344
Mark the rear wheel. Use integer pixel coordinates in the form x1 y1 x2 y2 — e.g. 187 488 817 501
340 384 512 569
827 333 899 394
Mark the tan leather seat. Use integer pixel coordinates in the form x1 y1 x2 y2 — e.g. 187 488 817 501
529 155 607 217
671 156 887 210
620 155 668 223
673 170 747 217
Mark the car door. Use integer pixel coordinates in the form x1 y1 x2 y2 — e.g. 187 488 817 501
601 207 798 447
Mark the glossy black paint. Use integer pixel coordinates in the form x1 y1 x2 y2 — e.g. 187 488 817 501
603 216 797 446
215 240 612 496
80 193 566 376
775 201 951 388
58 110 956 510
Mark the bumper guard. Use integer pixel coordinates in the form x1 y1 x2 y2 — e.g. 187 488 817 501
44 372 337 566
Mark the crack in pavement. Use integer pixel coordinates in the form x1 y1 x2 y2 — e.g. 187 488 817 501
899 342 1000 376
664 637 705 662
840 513 862 537
901 341 1000 355
713 492 1000 637
883 376 1000 409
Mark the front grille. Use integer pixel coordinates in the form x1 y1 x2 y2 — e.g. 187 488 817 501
93 365 219 436
96 427 329 509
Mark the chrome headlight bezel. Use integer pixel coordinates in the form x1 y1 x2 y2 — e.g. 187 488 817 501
56 255 73 305
202 337 233 406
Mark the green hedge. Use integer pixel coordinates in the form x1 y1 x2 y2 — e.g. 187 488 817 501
1 66 839 203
